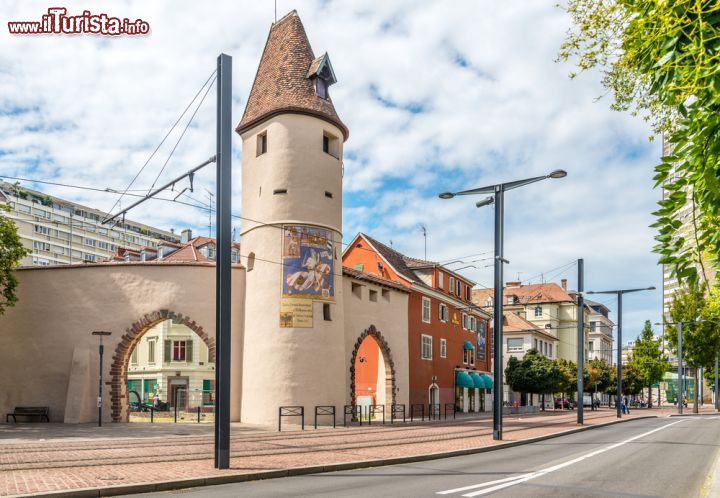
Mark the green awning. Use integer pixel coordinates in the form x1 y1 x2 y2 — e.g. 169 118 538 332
456 371 475 389
469 372 485 389
463 340 474 350
480 373 493 390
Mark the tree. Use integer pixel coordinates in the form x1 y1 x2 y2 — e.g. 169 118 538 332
629 320 670 407
0 204 29 314
622 362 644 396
666 284 720 413
555 358 578 399
505 349 556 407
559 1 720 287
585 358 613 409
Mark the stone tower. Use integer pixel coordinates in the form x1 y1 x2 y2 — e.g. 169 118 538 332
237 11 349 425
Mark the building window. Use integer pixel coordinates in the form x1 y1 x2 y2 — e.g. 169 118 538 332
534 338 538 350
507 296 514 305
439 303 449 322
534 306 542 317
549 343 553 357
172 341 187 361
323 134 330 153
257 132 267 156
323 303 332 321
130 348 138 365
462 313 468 330
440 339 447 358
422 297 431 323
456 280 461 296
589 341 594 351
507 338 524 352
382 289 390 301
449 276 455 294
469 316 476 331
352 282 362 299
421 335 433 360
148 340 156 364
323 132 339 157
438 272 444 289
369 290 378 302
485 297 492 308
34 224 50 235
466 286 471 301
316 77 328 99
33 241 50 251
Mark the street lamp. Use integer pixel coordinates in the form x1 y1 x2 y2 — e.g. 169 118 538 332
587 287 655 418
656 319 707 415
439 169 567 440
92 331 112 427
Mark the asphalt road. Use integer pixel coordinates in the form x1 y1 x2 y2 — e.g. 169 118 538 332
130 416 720 498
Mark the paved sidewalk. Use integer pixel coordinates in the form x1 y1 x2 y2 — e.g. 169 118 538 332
0 406 715 497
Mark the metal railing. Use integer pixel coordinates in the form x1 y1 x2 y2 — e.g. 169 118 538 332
391 404 406 424
410 403 425 422
367 404 385 425
278 406 305 432
344 404 362 427
314 405 336 429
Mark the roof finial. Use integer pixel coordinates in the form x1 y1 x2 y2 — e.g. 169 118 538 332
274 0 277 22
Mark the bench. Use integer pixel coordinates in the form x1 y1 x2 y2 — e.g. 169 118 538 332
6 407 50 423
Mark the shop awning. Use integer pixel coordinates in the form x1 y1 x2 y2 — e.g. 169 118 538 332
469 372 485 389
480 373 493 390
455 371 475 389
463 340 474 350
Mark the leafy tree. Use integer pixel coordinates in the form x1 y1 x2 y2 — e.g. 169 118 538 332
629 320 670 407
505 349 557 407
0 204 29 314
666 284 720 413
585 358 613 409
555 358 578 398
559 0 720 287
622 360 645 396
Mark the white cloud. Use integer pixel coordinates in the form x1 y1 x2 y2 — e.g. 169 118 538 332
0 0 663 337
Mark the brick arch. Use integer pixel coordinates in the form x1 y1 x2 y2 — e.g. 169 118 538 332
349 324 397 407
110 309 215 422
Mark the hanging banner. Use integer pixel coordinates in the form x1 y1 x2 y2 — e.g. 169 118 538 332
476 321 487 362
279 298 314 328
282 225 334 301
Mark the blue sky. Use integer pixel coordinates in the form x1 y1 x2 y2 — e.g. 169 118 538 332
0 1 663 342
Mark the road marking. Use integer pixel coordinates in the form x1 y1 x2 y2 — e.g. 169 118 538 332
436 419 687 497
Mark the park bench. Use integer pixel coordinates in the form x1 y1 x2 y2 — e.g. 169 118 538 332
5 406 50 423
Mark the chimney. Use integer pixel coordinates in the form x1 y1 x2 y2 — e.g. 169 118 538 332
561 278 567 291
506 281 521 288
181 228 192 244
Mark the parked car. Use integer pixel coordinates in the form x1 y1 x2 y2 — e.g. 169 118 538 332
554 398 575 409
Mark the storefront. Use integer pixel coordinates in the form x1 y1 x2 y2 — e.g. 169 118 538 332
455 369 493 413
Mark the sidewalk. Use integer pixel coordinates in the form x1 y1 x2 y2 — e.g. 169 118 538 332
0 406 714 497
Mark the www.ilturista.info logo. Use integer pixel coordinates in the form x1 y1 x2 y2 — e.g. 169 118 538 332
8 8 150 35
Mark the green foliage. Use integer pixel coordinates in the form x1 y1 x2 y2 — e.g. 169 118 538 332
666 283 720 369
0 204 30 314
554 357 578 396
586 357 613 393
621 362 644 395
505 349 557 396
629 320 670 402
560 0 720 287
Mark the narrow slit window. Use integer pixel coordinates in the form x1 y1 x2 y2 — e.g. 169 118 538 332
273 189 287 195
323 303 332 321
325 191 333 198
256 132 267 156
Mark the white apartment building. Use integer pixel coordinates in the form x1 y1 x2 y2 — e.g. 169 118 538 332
586 299 614 364
0 182 179 266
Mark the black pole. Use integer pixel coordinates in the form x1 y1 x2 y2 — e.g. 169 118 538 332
214 53 232 470
577 258 584 424
98 343 104 427
492 186 504 440
617 293 623 418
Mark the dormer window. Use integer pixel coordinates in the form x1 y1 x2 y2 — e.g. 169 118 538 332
307 52 337 100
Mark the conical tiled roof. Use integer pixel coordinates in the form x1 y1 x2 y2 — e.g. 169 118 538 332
236 10 348 140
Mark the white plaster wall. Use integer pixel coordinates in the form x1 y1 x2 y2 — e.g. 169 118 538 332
0 263 245 423
343 278 410 408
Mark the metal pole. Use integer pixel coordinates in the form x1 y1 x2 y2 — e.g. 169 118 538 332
714 356 719 411
98 342 104 427
214 53 232 470
577 258 584 424
678 321 683 415
492 186 504 440
617 293 623 419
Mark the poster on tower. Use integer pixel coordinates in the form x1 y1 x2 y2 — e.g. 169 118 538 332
281 225 334 301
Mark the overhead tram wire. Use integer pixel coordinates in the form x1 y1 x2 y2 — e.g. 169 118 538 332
104 69 217 219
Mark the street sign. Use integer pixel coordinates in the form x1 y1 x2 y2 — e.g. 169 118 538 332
96 396 102 408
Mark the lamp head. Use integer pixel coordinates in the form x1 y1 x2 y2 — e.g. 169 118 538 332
548 169 568 179
92 331 112 336
475 196 494 208
439 192 455 199
646 286 656 290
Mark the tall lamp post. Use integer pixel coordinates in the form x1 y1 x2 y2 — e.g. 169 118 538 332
656 319 706 415
440 169 567 440
587 287 655 418
92 331 112 427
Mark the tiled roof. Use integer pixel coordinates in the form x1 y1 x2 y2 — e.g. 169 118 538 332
342 266 409 292
503 312 540 332
360 233 426 284
472 282 575 306
236 10 348 140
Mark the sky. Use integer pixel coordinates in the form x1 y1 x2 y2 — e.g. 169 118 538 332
0 1 663 342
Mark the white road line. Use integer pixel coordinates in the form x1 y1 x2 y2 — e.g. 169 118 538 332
436 419 687 497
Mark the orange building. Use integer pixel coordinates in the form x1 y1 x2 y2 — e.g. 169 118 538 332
343 233 492 414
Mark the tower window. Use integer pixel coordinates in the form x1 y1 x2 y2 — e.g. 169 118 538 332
323 303 332 321
273 189 287 195
325 191 333 198
256 132 267 156
323 132 339 158
316 78 328 99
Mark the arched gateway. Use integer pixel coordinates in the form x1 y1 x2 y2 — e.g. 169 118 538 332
110 310 215 422
349 325 397 409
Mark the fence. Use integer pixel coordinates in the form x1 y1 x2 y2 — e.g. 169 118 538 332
278 406 305 432
128 388 215 424
314 406 336 429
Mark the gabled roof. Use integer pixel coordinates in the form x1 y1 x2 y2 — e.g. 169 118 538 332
503 312 540 332
342 267 409 293
473 282 575 306
236 10 348 140
306 52 336 84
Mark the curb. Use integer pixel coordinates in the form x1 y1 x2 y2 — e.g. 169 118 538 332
15 415 658 498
